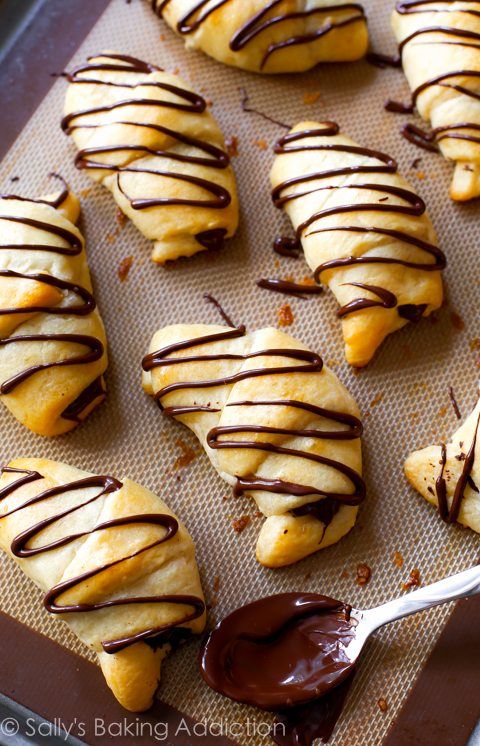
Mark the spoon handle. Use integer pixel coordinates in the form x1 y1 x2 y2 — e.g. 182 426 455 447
365 565 480 632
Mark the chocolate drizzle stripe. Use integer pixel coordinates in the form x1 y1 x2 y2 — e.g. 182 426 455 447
388 1 480 152
154 0 366 70
142 326 365 507
62 53 232 253
435 411 480 523
272 124 445 321
0 466 204 654
257 277 323 299
0 197 105 420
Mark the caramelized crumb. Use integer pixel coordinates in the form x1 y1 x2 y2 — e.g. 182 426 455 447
438 406 447 417
117 255 134 282
340 569 349 579
225 135 239 157
278 303 294 327
411 157 422 169
232 516 251 533
106 233 116 244
303 91 321 105
469 338 480 351
402 568 421 590
213 575 221 593
116 208 127 228
254 139 268 150
370 393 384 409
450 311 465 331
416 171 426 180
304 571 312 581
173 439 197 470
393 551 404 568
301 275 316 286
378 698 389 713
79 188 91 198
254 511 263 518
356 563 372 586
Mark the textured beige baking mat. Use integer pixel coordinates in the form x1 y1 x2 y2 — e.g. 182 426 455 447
0 0 479 743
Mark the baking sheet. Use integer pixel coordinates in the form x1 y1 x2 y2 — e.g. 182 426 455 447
0 0 478 743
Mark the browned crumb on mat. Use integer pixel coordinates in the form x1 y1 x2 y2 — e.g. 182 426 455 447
79 188 91 198
9 175 19 182
340 569 349 579
232 516 251 533
356 563 372 586
116 208 128 228
411 157 422 169
117 256 134 282
173 439 197 470
450 311 465 331
225 135 239 157
278 303 294 327
370 393 384 409
393 551 404 569
377 698 389 713
302 275 316 285
213 575 221 594
254 139 268 150
106 233 116 244
303 91 321 105
254 510 263 518
402 568 421 590
469 338 480 351
415 171 426 180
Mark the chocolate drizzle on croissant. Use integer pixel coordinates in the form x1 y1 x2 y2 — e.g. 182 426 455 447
391 1 480 152
62 53 232 253
0 466 204 654
0 195 105 419
142 325 365 517
154 0 366 70
272 123 446 320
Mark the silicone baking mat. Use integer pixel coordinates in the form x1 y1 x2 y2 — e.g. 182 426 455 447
0 1 478 743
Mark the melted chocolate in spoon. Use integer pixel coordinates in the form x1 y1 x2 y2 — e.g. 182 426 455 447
200 592 356 743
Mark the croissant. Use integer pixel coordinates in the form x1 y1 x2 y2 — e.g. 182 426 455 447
405 396 480 532
0 458 206 711
150 0 369 73
142 323 364 567
270 121 445 367
0 184 107 436
391 1 480 201
62 53 239 263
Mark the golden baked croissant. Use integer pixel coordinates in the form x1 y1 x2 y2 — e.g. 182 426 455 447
62 53 239 263
151 0 368 73
142 322 364 567
391 1 480 201
0 458 206 711
0 183 107 435
270 121 445 367
405 395 480 532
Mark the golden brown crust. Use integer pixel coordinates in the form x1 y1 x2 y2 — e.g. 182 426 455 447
392 3 480 201
0 189 108 436
155 0 368 73
0 458 206 711
63 53 238 263
143 323 363 567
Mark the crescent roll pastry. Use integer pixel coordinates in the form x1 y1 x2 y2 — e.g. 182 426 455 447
142 323 364 567
62 53 238 263
0 184 107 436
0 458 205 711
405 395 480 532
392 1 480 201
151 0 368 74
270 121 445 367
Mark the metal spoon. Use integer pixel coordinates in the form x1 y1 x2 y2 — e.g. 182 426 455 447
345 564 480 664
